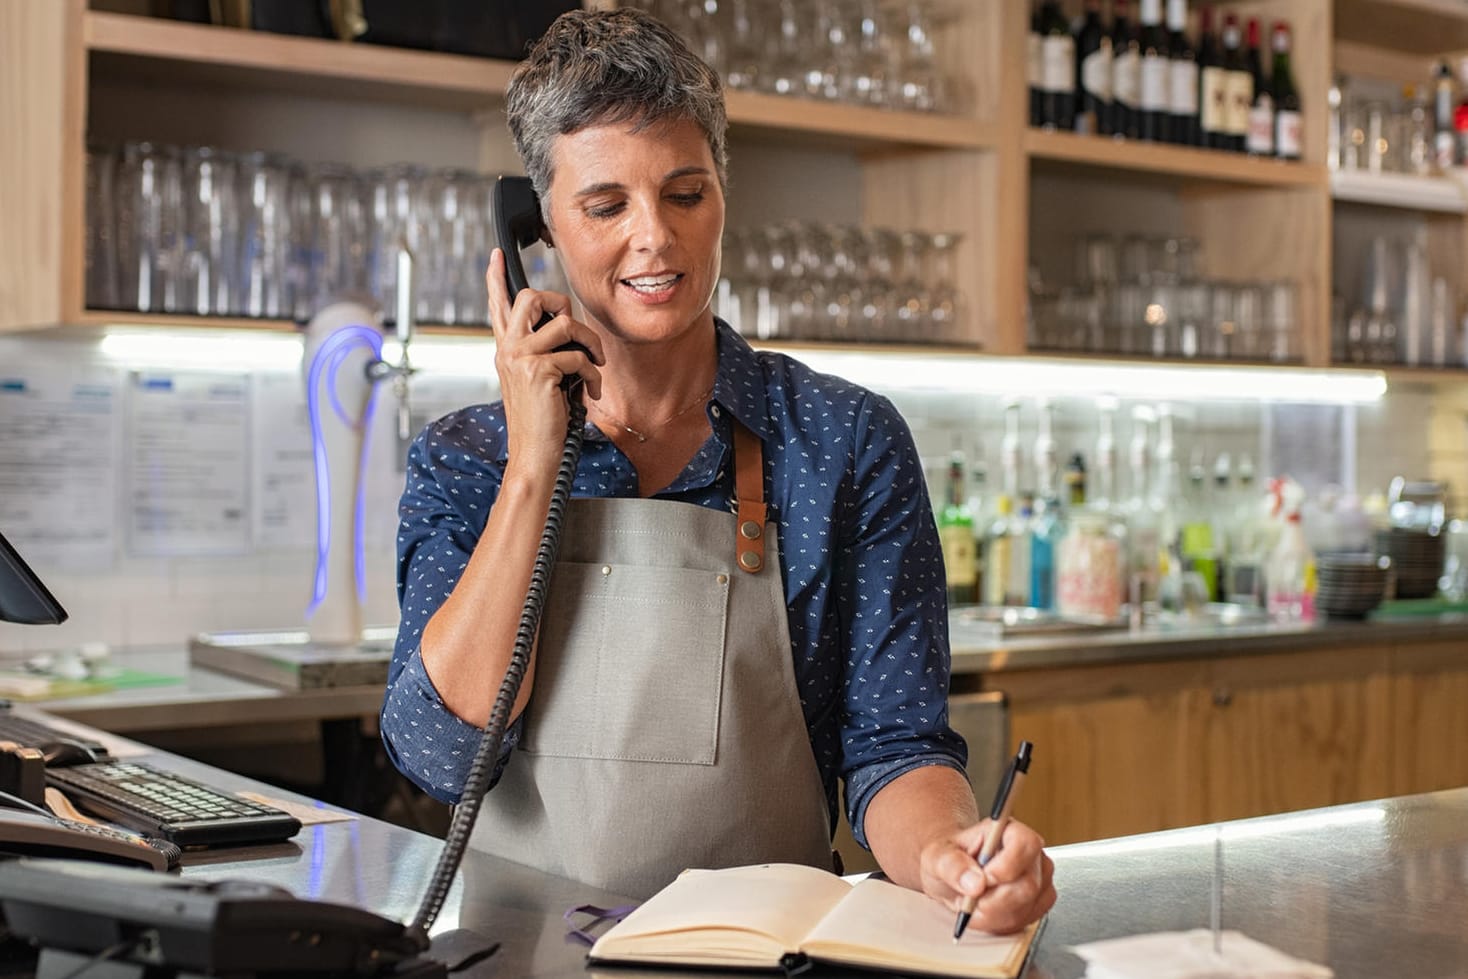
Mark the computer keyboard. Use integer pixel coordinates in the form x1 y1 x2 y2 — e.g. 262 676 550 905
44 763 303 849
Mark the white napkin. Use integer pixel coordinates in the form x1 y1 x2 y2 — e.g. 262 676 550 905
1073 929 1334 979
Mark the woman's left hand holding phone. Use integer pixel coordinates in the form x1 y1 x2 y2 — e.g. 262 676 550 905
486 248 605 481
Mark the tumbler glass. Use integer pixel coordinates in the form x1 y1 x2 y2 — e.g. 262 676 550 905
302 162 367 315
85 145 119 311
237 151 295 318
114 141 183 314
180 146 239 317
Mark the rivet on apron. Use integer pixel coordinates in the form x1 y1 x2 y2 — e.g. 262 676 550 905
601 565 612 576
739 520 762 540
715 573 728 585
738 550 762 572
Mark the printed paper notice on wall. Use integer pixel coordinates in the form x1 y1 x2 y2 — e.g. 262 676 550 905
252 372 314 550
125 371 251 557
0 367 121 569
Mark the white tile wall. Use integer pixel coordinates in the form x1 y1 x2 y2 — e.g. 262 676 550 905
0 330 1440 654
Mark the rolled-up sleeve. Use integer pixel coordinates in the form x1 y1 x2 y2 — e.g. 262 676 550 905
834 393 968 847
380 412 516 803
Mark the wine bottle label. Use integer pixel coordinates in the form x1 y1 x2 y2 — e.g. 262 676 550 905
1435 131 1456 170
1225 69 1253 135
1028 33 1042 89
1114 49 1142 108
1170 59 1199 115
1042 35 1076 93
1247 95 1275 154
1200 66 1228 133
1082 41 1114 101
1276 109 1303 157
1141 55 1170 111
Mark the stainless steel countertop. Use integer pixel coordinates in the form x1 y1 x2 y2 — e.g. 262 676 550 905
4 646 383 732
952 613 1468 674
22 708 1468 979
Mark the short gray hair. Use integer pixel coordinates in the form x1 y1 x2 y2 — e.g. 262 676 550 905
505 8 728 205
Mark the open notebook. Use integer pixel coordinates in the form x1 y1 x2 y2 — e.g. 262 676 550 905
588 863 1041 978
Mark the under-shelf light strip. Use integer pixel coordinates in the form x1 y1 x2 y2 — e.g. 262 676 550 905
97 329 1388 403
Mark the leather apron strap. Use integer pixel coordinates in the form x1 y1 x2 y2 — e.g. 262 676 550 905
733 423 766 575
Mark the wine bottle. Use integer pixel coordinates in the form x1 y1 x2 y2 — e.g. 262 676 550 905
1434 61 1456 171
1075 0 1113 136
1221 12 1250 153
1040 0 1076 130
1166 0 1199 146
1272 20 1302 161
1138 0 1171 142
1197 5 1228 150
1244 18 1274 156
1029 1 1044 127
1111 0 1141 139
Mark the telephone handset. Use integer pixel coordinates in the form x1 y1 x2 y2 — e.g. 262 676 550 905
0 806 175 871
491 175 592 368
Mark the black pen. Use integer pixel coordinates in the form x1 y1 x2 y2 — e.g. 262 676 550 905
953 740 1033 943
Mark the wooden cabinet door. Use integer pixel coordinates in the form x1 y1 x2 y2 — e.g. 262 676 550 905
1388 641 1468 796
1191 647 1393 825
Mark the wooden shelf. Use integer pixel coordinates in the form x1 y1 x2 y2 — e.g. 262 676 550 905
84 11 991 152
76 310 496 339
1331 170 1468 213
1381 364 1468 384
1335 0 1468 55
84 11 515 112
1025 128 1327 188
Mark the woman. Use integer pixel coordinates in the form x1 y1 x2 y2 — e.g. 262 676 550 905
382 8 1054 933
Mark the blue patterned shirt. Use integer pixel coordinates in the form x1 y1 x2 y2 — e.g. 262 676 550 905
381 319 967 848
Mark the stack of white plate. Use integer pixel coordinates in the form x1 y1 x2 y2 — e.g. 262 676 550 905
1374 528 1445 599
1316 554 1390 619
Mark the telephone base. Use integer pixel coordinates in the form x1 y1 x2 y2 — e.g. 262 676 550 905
35 947 449 979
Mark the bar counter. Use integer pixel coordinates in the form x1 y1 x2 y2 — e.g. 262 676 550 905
169 767 1468 978
950 610 1468 674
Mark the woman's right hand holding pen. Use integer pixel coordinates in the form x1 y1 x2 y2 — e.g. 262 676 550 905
934 817 1056 936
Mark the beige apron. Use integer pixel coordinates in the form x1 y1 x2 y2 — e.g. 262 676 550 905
469 424 834 899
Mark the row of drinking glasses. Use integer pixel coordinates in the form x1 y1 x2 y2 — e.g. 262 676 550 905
1030 279 1300 362
86 141 503 326
1335 235 1468 367
628 0 968 114
1029 234 1300 361
714 222 966 344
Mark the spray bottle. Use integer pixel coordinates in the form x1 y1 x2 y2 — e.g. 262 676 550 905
1265 477 1316 623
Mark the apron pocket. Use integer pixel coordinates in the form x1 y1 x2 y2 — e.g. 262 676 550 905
520 561 730 766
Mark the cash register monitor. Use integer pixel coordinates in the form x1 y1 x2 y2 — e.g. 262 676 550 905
0 530 67 626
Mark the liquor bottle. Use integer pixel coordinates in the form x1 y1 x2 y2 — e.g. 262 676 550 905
1197 5 1229 150
984 495 1016 607
1138 0 1171 142
1166 0 1199 146
1064 452 1088 508
1029 402 1063 610
1040 0 1076 130
1029 2 1044 127
1221 12 1250 153
1075 0 1113 136
1244 18 1274 156
1057 401 1127 622
1434 61 1456 171
1271 21 1302 161
1111 0 1141 139
1122 411 1162 608
1179 451 1219 601
939 452 978 607
997 401 1031 607
967 460 990 599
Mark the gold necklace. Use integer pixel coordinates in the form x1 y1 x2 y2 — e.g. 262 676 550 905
589 383 716 443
